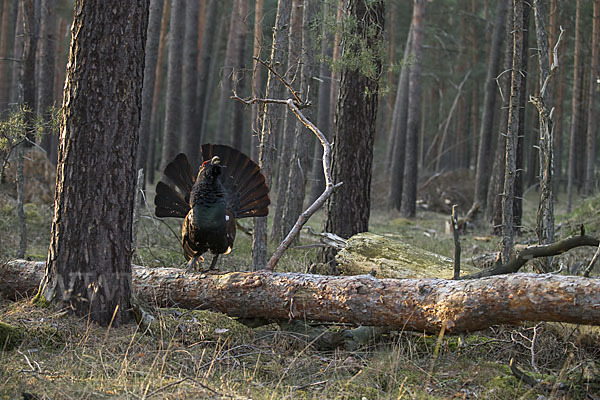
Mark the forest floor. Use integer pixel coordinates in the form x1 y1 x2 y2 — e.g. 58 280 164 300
1 162 600 399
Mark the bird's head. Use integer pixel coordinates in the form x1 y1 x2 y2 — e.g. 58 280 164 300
197 155 222 181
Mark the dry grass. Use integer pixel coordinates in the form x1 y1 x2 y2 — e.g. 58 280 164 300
1 298 599 399
1 159 600 398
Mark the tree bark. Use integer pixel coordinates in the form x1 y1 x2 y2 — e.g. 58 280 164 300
215 0 242 145
159 0 185 170
584 0 599 195
0 0 16 115
7 260 600 333
146 0 170 184
179 0 199 161
37 0 56 159
281 0 318 243
387 25 412 210
308 0 332 203
513 2 530 234
21 0 37 141
38 0 149 326
487 3 514 231
321 0 385 262
192 0 217 169
532 0 557 272
229 0 248 152
250 0 264 162
501 0 525 263
272 0 304 243
566 0 582 212
400 0 425 218
137 0 164 186
252 0 291 270
473 0 508 212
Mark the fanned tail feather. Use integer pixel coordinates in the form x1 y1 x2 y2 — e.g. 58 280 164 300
201 144 270 219
155 153 195 219
154 182 190 218
163 153 195 198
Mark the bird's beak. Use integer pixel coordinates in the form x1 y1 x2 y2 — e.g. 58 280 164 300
211 156 221 165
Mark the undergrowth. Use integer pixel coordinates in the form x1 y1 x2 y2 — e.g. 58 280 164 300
1 159 600 398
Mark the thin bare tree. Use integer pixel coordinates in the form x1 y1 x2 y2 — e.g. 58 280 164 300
584 0 599 195
400 0 425 218
252 0 291 270
566 0 582 212
502 0 525 263
159 0 185 170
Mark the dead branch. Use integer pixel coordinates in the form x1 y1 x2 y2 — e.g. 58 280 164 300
4 260 600 333
450 205 461 279
232 60 342 272
253 57 304 105
266 100 342 271
583 243 600 278
460 232 600 279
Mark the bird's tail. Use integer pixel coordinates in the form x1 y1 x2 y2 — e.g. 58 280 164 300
201 144 270 219
154 154 193 218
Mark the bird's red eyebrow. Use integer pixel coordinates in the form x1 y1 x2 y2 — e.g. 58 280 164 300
202 160 209 166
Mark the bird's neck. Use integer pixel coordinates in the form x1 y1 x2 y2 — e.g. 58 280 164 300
190 177 225 207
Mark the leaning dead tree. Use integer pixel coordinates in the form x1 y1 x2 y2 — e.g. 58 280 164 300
2 260 600 333
233 58 342 272
531 0 563 273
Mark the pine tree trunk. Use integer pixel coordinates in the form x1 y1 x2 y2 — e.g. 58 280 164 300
328 0 343 140
322 0 384 260
502 0 524 263
199 10 226 144
513 3 530 234
272 0 304 243
532 0 555 272
549 0 562 187
473 0 508 211
21 0 37 128
250 0 264 162
0 0 16 115
37 0 56 159
584 0 599 195
230 0 248 152
400 0 425 218
137 0 164 186
179 0 199 161
216 0 242 145
146 0 170 184
387 25 412 211
7 1 20 110
566 0 582 212
281 0 318 242
252 0 291 270
487 3 514 232
159 0 185 170
308 0 332 203
192 0 217 169
39 0 148 326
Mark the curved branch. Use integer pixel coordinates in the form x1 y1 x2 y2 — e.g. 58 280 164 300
461 233 600 279
266 100 342 271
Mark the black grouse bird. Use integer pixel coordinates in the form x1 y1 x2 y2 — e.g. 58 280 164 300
154 144 270 270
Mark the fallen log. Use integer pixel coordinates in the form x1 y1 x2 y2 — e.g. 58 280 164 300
2 260 600 333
